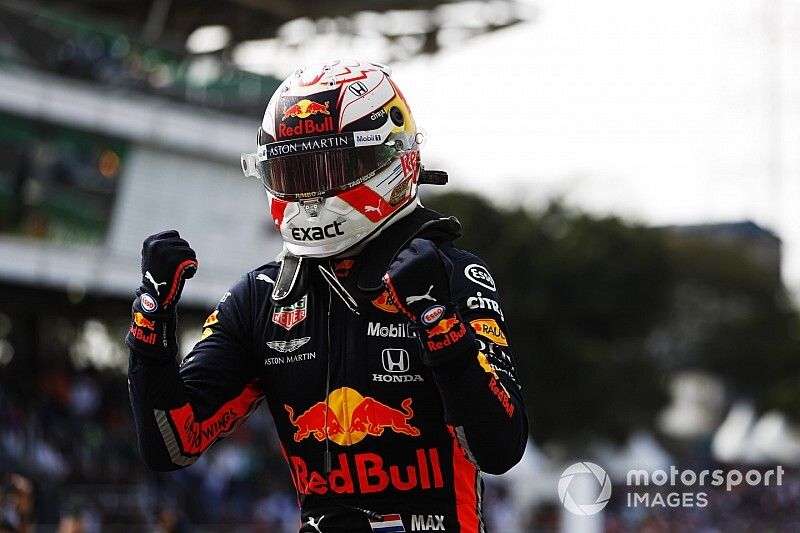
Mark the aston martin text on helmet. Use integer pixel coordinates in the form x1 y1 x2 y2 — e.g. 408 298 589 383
241 59 422 258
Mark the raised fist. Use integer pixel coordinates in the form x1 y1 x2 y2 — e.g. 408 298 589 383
138 230 198 312
383 239 475 367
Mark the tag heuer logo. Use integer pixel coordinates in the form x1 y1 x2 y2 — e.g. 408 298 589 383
272 296 308 331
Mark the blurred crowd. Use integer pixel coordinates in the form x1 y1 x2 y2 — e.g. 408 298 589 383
0 5 274 117
0 364 299 531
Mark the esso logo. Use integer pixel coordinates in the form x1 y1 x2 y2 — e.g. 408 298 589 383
141 293 158 313
464 264 496 291
421 305 445 326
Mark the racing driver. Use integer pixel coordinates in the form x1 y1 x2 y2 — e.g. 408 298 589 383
127 59 528 532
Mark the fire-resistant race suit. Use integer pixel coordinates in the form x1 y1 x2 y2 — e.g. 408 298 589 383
127 208 528 533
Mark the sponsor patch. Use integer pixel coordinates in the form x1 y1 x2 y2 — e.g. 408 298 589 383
470 318 507 346
367 322 416 338
477 352 494 374
291 221 345 241
333 259 355 278
466 291 504 319
200 327 213 341
256 273 275 284
140 293 158 313
203 310 219 328
426 317 459 338
389 177 412 206
382 348 409 373
464 263 496 291
371 513 406 532
372 290 400 314
374 349 424 383
421 305 445 326
133 312 156 330
284 387 419 446
265 352 316 366
272 295 308 331
266 336 311 353
411 514 444 531
426 322 468 352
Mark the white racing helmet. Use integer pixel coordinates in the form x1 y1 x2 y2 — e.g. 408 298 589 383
242 59 423 258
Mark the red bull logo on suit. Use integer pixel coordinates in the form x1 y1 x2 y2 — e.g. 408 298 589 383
284 387 419 446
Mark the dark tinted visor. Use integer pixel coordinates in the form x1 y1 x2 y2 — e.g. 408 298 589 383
259 144 397 199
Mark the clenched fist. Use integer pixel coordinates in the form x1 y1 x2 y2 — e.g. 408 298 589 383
126 230 197 356
138 230 198 312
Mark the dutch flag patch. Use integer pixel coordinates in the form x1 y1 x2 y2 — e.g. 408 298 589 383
369 513 406 532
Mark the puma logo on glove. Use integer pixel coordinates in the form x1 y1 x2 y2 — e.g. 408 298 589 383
383 238 476 367
138 230 198 310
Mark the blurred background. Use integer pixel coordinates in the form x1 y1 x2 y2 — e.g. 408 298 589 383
1 0 800 531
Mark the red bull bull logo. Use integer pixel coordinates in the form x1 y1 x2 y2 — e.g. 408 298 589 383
284 387 420 446
130 312 157 345
426 321 468 352
133 312 156 330
279 100 335 138
282 99 330 120
426 317 459 338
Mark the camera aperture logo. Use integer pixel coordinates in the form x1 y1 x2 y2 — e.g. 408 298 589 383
558 462 786 515
558 462 612 515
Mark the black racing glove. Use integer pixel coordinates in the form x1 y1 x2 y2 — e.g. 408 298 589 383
382 238 475 367
125 230 198 356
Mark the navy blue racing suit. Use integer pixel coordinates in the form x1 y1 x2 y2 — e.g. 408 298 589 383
127 211 528 532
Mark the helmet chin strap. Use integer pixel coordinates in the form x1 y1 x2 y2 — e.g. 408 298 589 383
271 251 312 306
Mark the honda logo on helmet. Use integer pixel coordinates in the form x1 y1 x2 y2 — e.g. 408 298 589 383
382 349 409 373
349 81 368 96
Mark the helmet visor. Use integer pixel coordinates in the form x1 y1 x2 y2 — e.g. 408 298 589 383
258 143 397 199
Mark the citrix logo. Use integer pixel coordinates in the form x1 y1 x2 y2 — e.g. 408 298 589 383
558 461 612 515
291 220 345 241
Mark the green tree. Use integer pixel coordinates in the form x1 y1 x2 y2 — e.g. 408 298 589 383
426 191 674 444
655 232 800 419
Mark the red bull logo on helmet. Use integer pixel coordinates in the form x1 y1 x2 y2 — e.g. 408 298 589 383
284 387 420 446
282 99 331 120
279 99 335 138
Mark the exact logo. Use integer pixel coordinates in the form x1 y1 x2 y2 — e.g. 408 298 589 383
558 462 612 516
291 220 345 241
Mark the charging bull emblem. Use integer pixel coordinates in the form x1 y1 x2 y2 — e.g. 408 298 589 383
285 387 420 446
